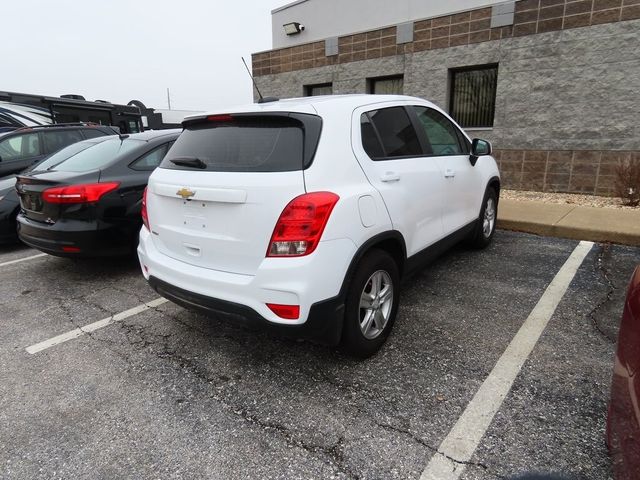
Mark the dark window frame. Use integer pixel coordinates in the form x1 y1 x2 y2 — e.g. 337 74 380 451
449 63 498 129
359 105 472 162
367 75 405 95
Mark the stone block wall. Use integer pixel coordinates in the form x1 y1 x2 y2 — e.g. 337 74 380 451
252 0 640 195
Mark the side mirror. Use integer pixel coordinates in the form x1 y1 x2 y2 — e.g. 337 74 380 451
469 138 492 167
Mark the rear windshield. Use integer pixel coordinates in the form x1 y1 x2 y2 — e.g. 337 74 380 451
46 137 144 173
160 114 322 172
31 140 100 172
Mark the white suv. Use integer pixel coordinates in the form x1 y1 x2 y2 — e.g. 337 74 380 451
138 95 500 357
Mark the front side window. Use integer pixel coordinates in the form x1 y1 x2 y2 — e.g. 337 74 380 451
449 65 498 128
414 107 464 156
361 107 422 160
0 133 41 161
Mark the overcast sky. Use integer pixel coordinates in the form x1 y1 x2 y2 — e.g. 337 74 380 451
3 0 291 112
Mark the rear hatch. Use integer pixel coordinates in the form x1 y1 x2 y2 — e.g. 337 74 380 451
148 112 322 276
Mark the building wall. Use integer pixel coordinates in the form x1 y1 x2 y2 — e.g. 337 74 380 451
271 0 502 48
254 0 640 195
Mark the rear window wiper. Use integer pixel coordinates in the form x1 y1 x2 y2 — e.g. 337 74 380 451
170 157 207 169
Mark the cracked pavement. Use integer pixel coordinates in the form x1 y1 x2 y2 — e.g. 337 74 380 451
1 231 639 479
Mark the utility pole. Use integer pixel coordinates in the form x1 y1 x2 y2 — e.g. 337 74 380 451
167 88 171 110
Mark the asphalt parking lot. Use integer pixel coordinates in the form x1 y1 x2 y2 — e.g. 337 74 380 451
1 230 639 480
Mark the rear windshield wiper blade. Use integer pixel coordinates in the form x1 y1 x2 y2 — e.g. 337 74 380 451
170 157 207 169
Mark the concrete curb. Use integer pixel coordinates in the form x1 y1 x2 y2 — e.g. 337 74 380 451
497 199 640 247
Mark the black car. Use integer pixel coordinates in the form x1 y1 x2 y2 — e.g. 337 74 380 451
0 136 116 244
16 129 181 257
0 123 118 177
0 176 21 243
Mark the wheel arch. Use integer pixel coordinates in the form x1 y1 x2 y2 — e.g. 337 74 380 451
488 176 501 201
339 231 407 300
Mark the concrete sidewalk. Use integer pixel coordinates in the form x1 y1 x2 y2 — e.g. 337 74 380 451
497 199 640 246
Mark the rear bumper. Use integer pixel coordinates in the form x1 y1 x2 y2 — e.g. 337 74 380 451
16 215 132 257
149 276 345 345
138 226 356 344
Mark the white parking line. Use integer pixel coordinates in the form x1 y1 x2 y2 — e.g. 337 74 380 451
26 297 168 354
420 240 594 480
0 253 47 268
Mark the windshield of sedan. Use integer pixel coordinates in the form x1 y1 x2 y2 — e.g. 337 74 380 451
44 137 144 173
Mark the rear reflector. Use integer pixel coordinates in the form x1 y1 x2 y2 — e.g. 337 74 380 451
62 246 81 253
43 182 120 204
267 192 339 257
266 303 300 320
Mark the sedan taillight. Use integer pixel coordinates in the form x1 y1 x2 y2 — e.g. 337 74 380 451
42 182 120 204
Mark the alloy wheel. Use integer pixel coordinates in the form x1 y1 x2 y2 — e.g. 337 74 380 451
359 270 394 340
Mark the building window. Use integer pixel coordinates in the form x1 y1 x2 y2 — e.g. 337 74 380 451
304 83 333 96
449 65 498 128
368 75 404 95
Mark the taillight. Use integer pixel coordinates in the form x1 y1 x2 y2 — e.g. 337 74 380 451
267 192 339 257
267 303 300 320
42 182 120 204
141 187 150 231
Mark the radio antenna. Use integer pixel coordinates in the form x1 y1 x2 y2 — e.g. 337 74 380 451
242 57 264 102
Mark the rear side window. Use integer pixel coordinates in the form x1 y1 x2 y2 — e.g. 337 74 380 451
130 143 171 171
43 129 83 153
82 128 109 139
361 107 422 160
50 137 143 172
161 114 322 172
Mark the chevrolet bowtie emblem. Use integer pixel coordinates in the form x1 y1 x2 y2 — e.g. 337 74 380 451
176 187 196 199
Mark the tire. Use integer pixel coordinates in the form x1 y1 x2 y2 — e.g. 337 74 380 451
468 187 498 249
341 249 400 358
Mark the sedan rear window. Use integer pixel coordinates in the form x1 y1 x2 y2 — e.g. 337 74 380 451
48 138 143 172
32 140 97 172
161 114 322 172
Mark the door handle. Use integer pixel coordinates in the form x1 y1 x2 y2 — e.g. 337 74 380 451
380 172 400 183
444 169 456 178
